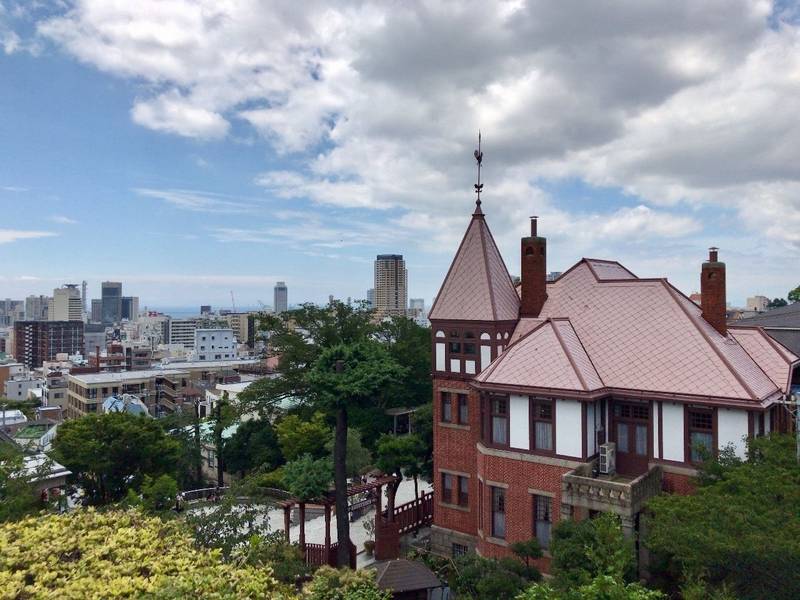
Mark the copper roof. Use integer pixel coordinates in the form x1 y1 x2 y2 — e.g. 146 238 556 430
476 260 798 404
428 211 519 322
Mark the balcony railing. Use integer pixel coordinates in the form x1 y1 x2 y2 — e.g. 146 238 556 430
561 462 662 516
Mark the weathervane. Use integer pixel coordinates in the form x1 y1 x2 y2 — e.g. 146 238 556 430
473 131 484 213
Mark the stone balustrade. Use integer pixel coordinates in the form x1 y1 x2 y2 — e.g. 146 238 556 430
561 461 662 517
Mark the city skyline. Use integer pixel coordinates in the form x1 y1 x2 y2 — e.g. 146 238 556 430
2 2 799 307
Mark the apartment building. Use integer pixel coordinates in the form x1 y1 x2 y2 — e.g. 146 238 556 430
194 328 237 361
428 200 799 570
374 254 408 317
13 321 84 369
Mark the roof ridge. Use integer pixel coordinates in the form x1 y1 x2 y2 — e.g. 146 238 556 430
662 279 761 401
731 328 786 394
555 317 605 389
478 217 498 321
550 319 589 391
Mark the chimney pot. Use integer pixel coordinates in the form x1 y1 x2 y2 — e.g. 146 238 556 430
701 247 726 336
521 217 547 317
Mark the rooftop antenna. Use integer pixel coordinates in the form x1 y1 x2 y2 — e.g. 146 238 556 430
473 131 484 215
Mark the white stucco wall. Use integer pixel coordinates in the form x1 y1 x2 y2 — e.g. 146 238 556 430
435 343 445 371
556 399 582 458
717 407 748 459
586 402 597 457
465 360 476 375
661 402 684 462
450 358 461 373
652 401 661 459
509 394 530 450
480 346 491 371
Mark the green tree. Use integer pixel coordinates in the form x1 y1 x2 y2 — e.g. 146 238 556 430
282 454 333 501
0 444 47 522
276 413 331 461
325 428 372 478
550 513 636 591
211 391 237 487
516 576 665 600
788 285 800 303
0 509 291 599
645 434 800 600
52 412 180 505
235 531 312 584
411 403 434 480
375 433 426 505
304 566 391 600
241 301 406 567
375 316 432 402
162 408 203 489
185 482 274 560
449 553 536 600
223 418 283 477
140 474 179 513
768 297 788 308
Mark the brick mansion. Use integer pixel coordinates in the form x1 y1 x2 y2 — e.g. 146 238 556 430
428 196 799 568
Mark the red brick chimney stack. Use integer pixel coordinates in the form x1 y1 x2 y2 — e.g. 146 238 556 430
520 216 547 318
701 246 727 336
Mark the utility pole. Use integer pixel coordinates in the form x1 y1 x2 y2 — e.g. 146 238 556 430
333 359 351 568
214 392 228 488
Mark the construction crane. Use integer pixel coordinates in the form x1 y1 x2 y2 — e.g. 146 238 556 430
230 290 237 313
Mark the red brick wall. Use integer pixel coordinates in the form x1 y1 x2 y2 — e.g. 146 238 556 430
661 471 696 495
432 376 480 537
476 450 570 559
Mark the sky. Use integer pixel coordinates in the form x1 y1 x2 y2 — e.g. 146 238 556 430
1 1 799 310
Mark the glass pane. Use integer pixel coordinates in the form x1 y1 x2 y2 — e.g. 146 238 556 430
493 512 506 538
691 432 713 462
617 423 629 453
492 417 507 445
635 425 648 455
536 521 551 549
535 422 553 451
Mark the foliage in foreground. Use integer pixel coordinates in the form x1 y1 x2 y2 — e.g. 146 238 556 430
519 514 661 600
304 566 391 600
645 434 800 600
0 509 291 599
549 513 637 590
449 551 541 600
184 487 273 560
0 444 46 523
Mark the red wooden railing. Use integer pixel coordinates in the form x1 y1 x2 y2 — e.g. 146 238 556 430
388 490 434 534
304 541 356 569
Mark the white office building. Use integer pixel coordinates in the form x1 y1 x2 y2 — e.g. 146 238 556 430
49 285 83 321
194 328 237 361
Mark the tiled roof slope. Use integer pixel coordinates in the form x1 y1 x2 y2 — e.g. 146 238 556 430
729 327 798 392
428 212 519 322
478 259 794 403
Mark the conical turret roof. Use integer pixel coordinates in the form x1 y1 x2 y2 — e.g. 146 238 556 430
428 207 520 322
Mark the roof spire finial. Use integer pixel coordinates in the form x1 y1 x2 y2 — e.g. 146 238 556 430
473 131 484 216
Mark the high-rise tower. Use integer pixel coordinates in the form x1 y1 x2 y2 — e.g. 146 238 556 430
374 255 408 317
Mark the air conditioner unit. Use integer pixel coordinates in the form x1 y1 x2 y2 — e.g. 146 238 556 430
599 442 616 476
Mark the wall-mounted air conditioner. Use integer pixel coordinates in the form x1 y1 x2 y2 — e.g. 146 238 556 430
599 442 616 476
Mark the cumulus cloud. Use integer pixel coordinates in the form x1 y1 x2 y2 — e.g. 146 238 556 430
18 0 800 296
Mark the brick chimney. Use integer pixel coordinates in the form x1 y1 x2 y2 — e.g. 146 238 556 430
520 216 547 317
701 247 727 336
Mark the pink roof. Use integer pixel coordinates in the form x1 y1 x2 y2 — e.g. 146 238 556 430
477 259 794 403
729 327 798 392
428 210 519 322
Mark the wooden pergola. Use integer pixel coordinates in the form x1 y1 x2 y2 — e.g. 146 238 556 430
278 475 399 568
